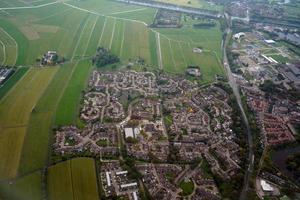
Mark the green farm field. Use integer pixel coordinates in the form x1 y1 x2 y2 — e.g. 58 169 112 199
0 67 57 180
47 157 99 200
0 171 43 200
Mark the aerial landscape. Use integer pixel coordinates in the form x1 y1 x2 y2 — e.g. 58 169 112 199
0 0 299 199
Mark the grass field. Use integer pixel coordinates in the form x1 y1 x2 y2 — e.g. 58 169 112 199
0 171 43 200
0 67 57 180
0 28 18 65
54 60 92 125
47 157 99 200
18 64 74 175
179 180 194 196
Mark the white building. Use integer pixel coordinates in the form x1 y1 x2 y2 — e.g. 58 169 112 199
124 127 140 138
260 179 274 192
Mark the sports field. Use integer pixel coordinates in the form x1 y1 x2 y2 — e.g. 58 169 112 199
47 157 99 200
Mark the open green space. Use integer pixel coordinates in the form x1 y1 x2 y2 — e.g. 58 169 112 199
0 28 18 65
54 60 92 125
269 54 290 64
0 67 28 100
0 171 43 200
0 67 57 180
47 157 99 200
18 63 76 175
179 179 195 196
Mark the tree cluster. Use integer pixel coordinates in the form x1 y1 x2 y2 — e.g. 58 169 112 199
92 47 119 67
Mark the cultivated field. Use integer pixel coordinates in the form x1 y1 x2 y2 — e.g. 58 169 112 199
0 171 43 200
0 28 18 65
47 157 99 200
0 67 57 180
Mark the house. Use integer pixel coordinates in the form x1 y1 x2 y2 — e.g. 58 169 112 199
41 51 58 66
186 66 201 77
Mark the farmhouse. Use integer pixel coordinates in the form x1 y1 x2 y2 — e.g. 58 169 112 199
41 51 58 66
186 66 201 77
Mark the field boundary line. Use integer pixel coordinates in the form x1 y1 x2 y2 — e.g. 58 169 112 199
156 32 163 70
119 21 125 57
0 28 18 65
0 1 59 10
29 7 73 23
84 15 99 56
110 7 147 15
178 41 187 66
71 15 91 61
109 18 117 50
168 39 176 68
0 40 6 65
97 17 107 47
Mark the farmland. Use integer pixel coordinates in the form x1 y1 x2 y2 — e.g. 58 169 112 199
47 157 99 200
0 67 57 180
0 171 43 200
0 28 18 65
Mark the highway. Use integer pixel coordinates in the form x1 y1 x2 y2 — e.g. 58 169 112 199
222 14 255 200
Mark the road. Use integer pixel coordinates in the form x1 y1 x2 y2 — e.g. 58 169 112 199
115 0 221 18
222 14 254 200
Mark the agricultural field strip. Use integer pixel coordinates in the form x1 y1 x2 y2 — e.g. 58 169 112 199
85 16 99 55
110 7 147 15
54 15 99 124
0 28 18 65
97 18 107 47
109 18 117 50
0 0 61 10
71 15 91 61
119 20 125 56
156 32 163 69
0 40 6 65
178 41 187 66
29 7 73 23
168 39 177 67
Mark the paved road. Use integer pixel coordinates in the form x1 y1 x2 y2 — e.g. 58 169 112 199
115 0 221 18
222 15 254 200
